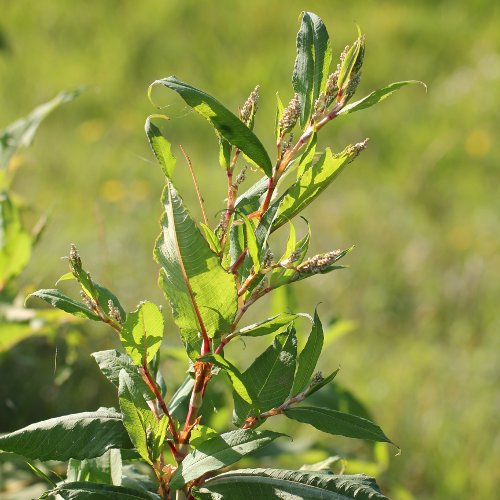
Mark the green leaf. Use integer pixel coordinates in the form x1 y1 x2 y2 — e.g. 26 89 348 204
46 481 158 499
26 288 100 320
91 349 154 401
284 406 394 444
199 223 222 254
201 354 258 409
0 408 132 461
273 146 362 230
118 370 158 464
0 88 82 169
145 116 176 178
169 430 284 490
339 81 427 116
194 469 388 499
67 449 122 486
231 313 300 338
120 301 164 366
168 375 195 421
337 26 363 92
234 327 297 424
292 309 324 395
241 214 260 273
234 175 268 215
274 92 284 141
293 12 332 127
297 133 317 178
305 368 339 397
154 182 237 359
0 193 33 290
149 77 272 176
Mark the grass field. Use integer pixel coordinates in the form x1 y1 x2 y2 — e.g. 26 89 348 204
1 1 499 498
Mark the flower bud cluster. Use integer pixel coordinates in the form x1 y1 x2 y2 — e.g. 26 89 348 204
240 85 260 126
69 243 81 269
297 249 343 274
279 93 301 134
347 138 369 162
235 164 247 186
108 299 122 323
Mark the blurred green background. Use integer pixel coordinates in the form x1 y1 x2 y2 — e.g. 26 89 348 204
1 0 499 498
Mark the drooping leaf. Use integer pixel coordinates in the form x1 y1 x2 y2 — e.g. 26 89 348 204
155 182 237 358
145 116 176 178
194 469 388 499
169 430 284 490
118 370 158 464
273 146 363 230
119 301 164 366
284 406 394 444
293 12 332 126
25 288 100 320
91 349 154 401
149 77 272 176
234 327 297 424
0 408 132 461
339 81 427 116
0 88 83 169
0 193 32 289
292 308 324 395
46 481 158 500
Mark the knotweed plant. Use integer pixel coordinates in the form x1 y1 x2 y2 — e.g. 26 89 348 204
1 12 423 499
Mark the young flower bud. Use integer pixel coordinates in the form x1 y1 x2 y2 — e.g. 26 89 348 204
240 85 260 127
69 243 82 269
108 299 122 323
279 93 301 134
235 164 248 186
297 249 343 274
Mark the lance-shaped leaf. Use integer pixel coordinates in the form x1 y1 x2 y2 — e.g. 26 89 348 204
293 12 332 126
149 77 272 176
339 80 427 116
169 429 284 490
337 26 363 92
284 406 394 444
234 327 297 424
273 145 365 230
168 375 195 421
119 301 164 366
46 482 158 499
230 313 301 339
199 223 222 255
145 116 176 178
0 88 82 169
201 354 258 410
155 182 238 358
292 309 324 395
194 469 388 499
91 349 154 401
0 193 32 289
234 175 268 215
118 370 159 464
0 408 132 461
26 288 100 320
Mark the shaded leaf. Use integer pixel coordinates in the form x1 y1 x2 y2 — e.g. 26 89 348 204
0 409 132 461
234 327 297 424
46 481 158 499
150 77 272 176
67 449 122 486
292 308 324 395
194 469 388 499
91 349 154 402
169 430 284 490
284 406 394 444
168 375 195 421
